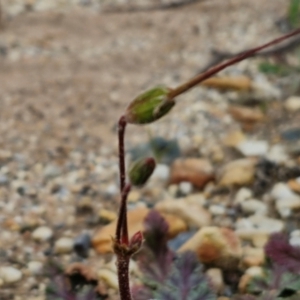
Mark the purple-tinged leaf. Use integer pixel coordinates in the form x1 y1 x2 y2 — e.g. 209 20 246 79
154 251 216 300
265 232 300 273
246 265 300 299
138 210 174 282
131 285 153 300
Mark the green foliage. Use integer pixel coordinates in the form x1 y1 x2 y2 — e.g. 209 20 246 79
239 233 300 300
288 0 300 28
258 62 293 76
246 268 300 298
133 211 217 300
153 252 217 300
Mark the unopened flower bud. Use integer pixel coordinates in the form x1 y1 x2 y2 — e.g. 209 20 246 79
129 231 143 253
129 157 156 187
125 86 175 124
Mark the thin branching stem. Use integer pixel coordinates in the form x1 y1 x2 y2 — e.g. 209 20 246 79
118 116 130 245
116 116 132 300
168 27 300 99
118 116 127 192
115 183 131 244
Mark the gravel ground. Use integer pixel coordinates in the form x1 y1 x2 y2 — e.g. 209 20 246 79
1 0 299 299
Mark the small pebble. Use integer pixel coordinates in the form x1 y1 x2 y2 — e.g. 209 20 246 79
98 269 118 289
291 229 300 237
218 158 256 187
206 268 224 294
240 199 267 215
105 184 118 196
32 226 53 242
236 215 284 244
99 209 117 223
236 140 269 157
271 183 300 217
234 188 253 204
54 237 74 254
290 236 300 247
284 96 300 112
127 190 141 203
43 164 61 179
266 145 288 163
27 261 43 275
74 233 91 258
151 164 170 181
245 266 263 277
178 181 193 195
0 266 22 283
209 205 226 216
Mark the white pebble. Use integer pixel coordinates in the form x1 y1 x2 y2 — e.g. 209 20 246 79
54 237 74 254
266 145 288 163
271 183 298 200
0 267 22 283
241 199 267 215
271 183 300 217
28 261 43 275
284 96 300 112
105 183 118 196
234 188 253 204
290 236 300 247
236 140 269 157
291 230 300 237
98 269 118 289
151 164 170 181
178 181 193 195
209 205 226 216
32 226 53 242
245 266 263 277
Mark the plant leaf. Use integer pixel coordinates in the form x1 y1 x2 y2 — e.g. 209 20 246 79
265 233 300 273
154 251 217 300
138 210 175 283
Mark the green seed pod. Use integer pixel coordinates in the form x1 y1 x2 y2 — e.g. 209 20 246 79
129 157 156 187
125 86 175 124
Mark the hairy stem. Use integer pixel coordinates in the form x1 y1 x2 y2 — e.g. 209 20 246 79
117 253 132 300
168 27 300 99
116 115 132 300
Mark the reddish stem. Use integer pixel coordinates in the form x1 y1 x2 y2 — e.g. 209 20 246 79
118 116 127 192
169 27 300 99
116 253 132 300
115 183 131 244
117 116 130 245
116 117 132 300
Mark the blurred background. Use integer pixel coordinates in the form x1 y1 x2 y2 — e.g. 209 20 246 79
1 0 300 299
0 0 290 159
